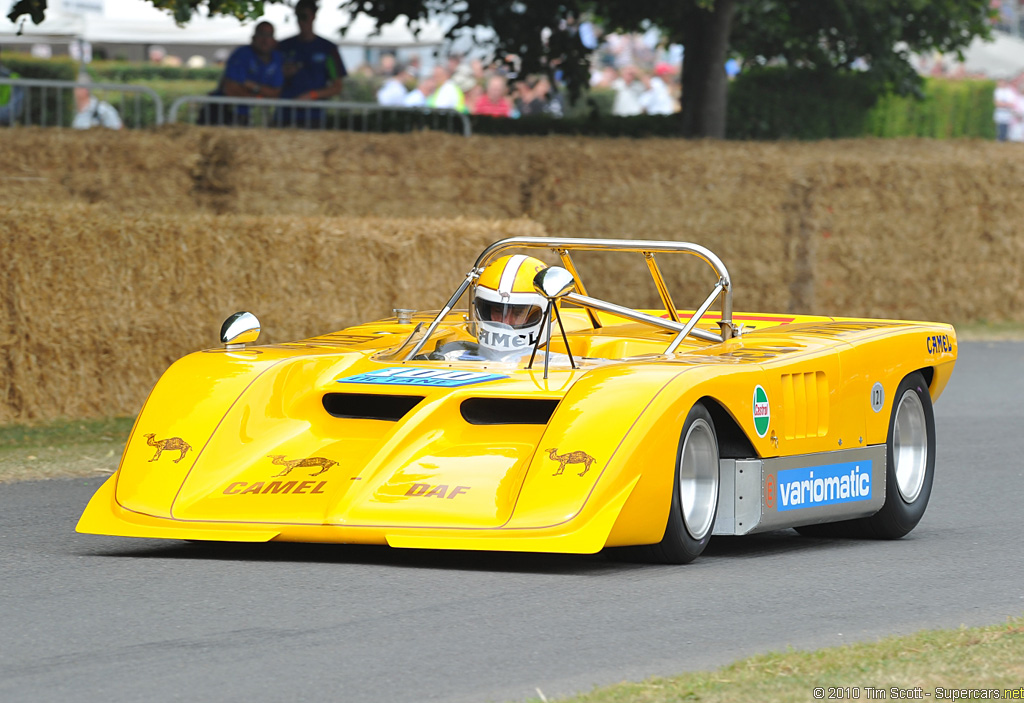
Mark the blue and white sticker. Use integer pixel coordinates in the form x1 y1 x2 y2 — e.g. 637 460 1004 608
776 461 872 511
336 367 508 388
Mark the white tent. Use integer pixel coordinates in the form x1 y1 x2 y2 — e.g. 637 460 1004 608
957 31 1024 79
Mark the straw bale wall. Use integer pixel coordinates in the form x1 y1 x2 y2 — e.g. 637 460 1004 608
1 128 1023 421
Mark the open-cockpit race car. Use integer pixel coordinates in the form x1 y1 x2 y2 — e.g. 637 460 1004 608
77 237 958 563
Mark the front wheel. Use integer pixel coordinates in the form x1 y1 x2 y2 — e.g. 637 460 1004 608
644 403 720 564
865 371 936 538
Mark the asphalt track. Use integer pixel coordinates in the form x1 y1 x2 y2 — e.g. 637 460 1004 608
1 341 1022 703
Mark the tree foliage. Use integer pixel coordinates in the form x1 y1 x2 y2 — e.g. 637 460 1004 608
7 0 265 27
730 0 994 96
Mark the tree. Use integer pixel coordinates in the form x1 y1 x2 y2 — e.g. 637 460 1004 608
8 0 992 137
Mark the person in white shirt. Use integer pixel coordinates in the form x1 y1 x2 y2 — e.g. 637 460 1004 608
377 64 412 106
638 72 675 115
402 74 436 107
71 85 122 130
611 65 644 116
1010 74 1024 143
993 78 1018 142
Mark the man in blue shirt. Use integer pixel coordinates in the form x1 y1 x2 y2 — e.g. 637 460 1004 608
201 21 283 126
276 0 346 128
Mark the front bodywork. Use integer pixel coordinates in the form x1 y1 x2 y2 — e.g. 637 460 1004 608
78 238 958 554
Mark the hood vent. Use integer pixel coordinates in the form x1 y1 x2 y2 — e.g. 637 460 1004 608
460 398 559 425
323 393 425 421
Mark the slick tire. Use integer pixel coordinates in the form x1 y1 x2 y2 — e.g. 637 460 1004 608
796 371 935 540
643 403 720 564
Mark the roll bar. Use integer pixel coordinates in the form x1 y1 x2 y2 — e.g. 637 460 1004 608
404 237 734 360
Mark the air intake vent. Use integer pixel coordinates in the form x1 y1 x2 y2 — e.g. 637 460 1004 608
323 393 424 421
780 371 829 439
460 398 559 425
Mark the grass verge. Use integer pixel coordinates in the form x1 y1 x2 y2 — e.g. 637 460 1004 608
0 416 134 483
538 616 1024 703
955 321 1024 340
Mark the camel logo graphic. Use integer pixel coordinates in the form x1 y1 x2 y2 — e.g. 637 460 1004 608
143 434 192 463
545 448 595 477
267 454 337 477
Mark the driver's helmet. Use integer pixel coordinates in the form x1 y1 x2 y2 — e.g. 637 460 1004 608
473 254 549 358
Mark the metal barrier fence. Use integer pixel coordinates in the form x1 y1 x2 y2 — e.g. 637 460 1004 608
0 78 164 129
167 94 472 136
0 78 471 135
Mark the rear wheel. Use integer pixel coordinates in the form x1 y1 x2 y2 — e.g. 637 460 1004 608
796 371 935 539
644 403 720 564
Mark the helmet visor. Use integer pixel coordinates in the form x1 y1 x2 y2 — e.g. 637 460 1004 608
475 298 544 329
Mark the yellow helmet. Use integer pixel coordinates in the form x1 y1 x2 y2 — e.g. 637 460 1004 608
473 254 549 357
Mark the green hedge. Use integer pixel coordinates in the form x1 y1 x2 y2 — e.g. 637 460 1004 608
726 66 879 140
726 66 996 140
865 78 996 139
2 55 78 81
471 112 680 137
86 61 223 83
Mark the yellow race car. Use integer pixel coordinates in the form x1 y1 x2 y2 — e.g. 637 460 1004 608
77 237 957 564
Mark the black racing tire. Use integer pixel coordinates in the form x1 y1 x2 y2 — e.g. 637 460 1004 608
642 402 720 564
795 371 935 539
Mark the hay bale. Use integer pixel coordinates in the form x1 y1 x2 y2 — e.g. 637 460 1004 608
3 128 1024 422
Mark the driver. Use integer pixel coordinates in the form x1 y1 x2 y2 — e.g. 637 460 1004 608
429 254 552 362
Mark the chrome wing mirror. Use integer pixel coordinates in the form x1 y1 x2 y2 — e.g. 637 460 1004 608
220 311 261 350
528 267 577 377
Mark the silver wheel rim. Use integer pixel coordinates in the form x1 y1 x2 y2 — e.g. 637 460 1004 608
894 389 928 503
679 418 719 541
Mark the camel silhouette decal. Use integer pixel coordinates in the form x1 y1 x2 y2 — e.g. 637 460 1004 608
267 454 338 477
143 433 192 463
545 448 596 477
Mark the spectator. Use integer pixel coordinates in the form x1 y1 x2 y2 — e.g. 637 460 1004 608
472 75 512 117
147 45 167 64
377 62 411 106
521 75 564 117
0 47 25 127
405 54 422 80
511 78 534 117
402 74 436 107
200 21 283 126
426 64 468 113
1011 73 1024 143
376 52 397 78
72 83 123 129
611 64 644 116
638 68 675 115
277 0 347 127
994 77 1019 142
469 58 486 84
590 64 618 89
